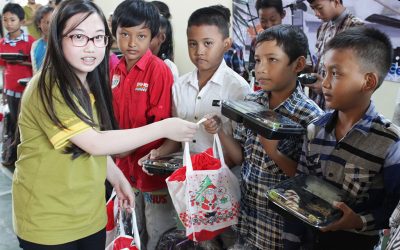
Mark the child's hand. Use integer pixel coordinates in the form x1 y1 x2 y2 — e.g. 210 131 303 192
163 118 198 142
203 114 222 134
258 135 279 156
320 201 363 232
138 149 161 176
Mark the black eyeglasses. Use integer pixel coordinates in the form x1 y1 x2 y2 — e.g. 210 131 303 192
66 34 109 48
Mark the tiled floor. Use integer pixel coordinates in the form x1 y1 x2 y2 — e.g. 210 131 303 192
0 166 20 250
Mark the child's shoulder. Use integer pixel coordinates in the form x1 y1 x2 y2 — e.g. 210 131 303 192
371 114 400 141
221 65 249 88
27 35 36 44
145 52 170 70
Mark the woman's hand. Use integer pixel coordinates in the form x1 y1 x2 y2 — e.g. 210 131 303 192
162 118 198 142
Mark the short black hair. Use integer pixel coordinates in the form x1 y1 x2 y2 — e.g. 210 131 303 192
187 5 230 39
2 3 25 21
256 24 308 64
324 27 393 88
34 5 54 31
112 0 160 39
255 0 284 15
307 0 343 5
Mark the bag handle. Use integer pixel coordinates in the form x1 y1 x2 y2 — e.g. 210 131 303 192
212 134 227 168
183 141 193 173
117 208 141 250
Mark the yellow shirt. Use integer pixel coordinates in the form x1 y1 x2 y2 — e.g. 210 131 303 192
23 4 41 39
13 74 107 244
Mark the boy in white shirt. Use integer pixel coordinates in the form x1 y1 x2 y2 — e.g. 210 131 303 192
140 5 251 248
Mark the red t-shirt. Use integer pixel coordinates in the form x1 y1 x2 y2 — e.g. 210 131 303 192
0 34 35 93
111 49 173 192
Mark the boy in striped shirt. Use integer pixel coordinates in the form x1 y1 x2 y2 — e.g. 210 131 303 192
283 27 400 250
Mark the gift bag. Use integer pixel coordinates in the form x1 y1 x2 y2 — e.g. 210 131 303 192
105 206 141 250
166 134 241 242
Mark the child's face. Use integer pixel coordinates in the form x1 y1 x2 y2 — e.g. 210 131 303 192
149 28 166 56
2 12 22 34
40 12 52 38
116 23 152 70
187 25 229 74
62 13 107 83
255 40 299 92
321 49 367 110
309 0 339 22
258 7 284 30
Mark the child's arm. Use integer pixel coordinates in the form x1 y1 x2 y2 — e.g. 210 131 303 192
69 118 197 156
258 136 297 177
203 115 243 167
106 156 134 210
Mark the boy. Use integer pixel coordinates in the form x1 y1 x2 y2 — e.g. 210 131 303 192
0 3 35 166
143 5 251 248
284 27 400 250
110 1 174 249
248 0 286 72
206 25 323 249
305 0 363 110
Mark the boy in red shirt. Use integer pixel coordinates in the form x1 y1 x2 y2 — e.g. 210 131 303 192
0 3 35 166
110 0 174 249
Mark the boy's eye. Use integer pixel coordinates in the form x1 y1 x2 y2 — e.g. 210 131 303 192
138 34 146 40
255 58 260 63
269 58 278 62
204 41 213 47
120 32 129 38
188 42 197 48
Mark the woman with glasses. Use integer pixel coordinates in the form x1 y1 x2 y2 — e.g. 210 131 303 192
12 1 198 249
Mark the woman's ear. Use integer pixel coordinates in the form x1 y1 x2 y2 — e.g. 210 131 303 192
293 56 306 73
363 72 378 92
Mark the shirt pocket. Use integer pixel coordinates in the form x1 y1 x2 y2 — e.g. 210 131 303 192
343 162 377 197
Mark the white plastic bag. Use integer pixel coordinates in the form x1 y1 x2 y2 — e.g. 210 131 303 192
166 134 241 241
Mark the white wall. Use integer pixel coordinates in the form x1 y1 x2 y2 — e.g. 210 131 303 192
372 80 399 120
96 0 232 75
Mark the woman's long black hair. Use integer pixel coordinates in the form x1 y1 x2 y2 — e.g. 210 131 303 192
38 0 118 158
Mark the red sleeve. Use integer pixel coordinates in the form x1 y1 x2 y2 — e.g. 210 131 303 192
146 61 173 123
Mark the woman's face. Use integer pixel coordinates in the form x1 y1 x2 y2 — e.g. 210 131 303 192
61 13 107 83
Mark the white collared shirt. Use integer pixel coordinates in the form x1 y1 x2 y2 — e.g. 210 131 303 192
173 60 252 152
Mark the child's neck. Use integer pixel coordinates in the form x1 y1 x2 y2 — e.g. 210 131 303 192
331 6 346 21
335 100 370 141
8 29 22 40
268 83 296 110
197 68 218 91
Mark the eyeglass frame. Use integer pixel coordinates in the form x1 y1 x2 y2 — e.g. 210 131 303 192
64 34 110 48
